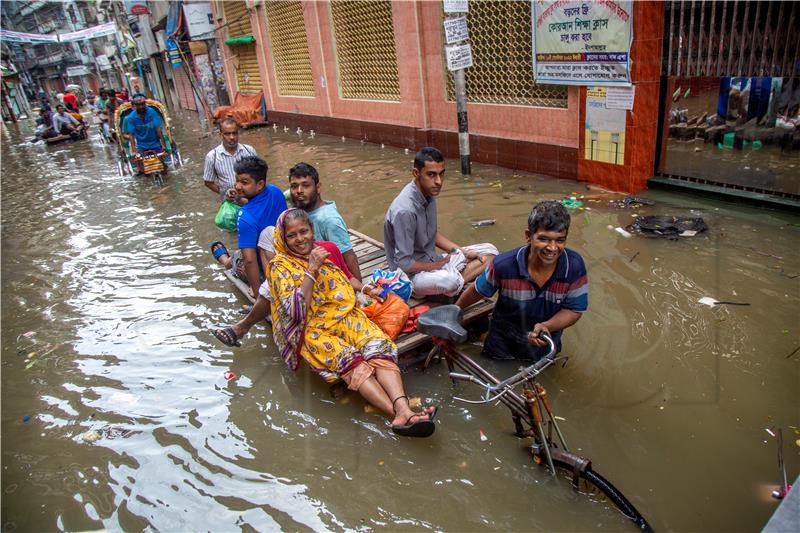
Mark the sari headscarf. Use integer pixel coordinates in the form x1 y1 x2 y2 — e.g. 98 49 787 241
269 209 355 374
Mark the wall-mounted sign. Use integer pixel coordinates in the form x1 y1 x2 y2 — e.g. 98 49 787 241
123 1 149 16
585 86 627 164
96 54 112 71
65 65 90 77
443 0 468 14
533 0 633 86
446 43 473 71
443 16 469 44
184 2 216 39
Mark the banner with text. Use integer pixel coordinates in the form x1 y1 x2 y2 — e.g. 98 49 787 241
0 22 116 44
532 0 633 86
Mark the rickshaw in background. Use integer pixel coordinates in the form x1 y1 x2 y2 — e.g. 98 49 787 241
113 98 183 184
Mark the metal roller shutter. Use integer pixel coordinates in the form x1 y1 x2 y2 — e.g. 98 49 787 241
223 1 261 95
231 43 262 94
223 1 251 39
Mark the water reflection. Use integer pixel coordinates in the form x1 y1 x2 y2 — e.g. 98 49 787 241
2 114 798 532
664 76 800 194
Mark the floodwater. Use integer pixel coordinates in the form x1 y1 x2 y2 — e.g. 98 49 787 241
2 111 798 532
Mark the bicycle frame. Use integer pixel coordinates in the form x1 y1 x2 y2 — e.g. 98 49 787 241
430 334 579 479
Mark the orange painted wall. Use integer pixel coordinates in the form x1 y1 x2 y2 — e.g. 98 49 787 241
216 0 581 146
577 1 665 193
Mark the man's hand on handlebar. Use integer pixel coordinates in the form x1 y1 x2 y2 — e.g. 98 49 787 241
527 323 551 348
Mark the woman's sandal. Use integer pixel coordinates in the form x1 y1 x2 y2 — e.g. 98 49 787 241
213 326 242 347
390 395 436 438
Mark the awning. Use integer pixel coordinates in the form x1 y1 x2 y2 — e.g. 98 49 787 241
224 35 255 45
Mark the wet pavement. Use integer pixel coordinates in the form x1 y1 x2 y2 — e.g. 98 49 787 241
2 110 798 532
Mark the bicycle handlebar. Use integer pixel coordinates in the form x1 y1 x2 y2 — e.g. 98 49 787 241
450 332 557 404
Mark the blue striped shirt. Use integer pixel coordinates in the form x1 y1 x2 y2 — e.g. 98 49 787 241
475 245 588 360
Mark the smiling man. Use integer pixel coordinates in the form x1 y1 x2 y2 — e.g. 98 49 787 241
289 162 361 281
211 156 287 299
384 147 496 298
456 201 588 360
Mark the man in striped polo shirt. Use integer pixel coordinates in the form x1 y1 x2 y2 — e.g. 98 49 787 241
203 118 257 203
457 201 588 360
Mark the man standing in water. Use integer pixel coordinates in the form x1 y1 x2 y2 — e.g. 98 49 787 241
203 118 257 204
457 201 588 360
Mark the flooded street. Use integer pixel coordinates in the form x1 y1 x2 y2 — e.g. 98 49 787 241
2 112 798 532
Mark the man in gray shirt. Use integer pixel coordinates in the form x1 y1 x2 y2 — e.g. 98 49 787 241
384 147 497 298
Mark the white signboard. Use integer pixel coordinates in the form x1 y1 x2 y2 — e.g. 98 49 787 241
443 0 468 14
446 43 473 71
605 85 635 110
533 0 633 86
443 16 469 44
184 2 215 39
66 65 89 77
96 54 112 71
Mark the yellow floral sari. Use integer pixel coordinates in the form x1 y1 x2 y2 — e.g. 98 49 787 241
269 210 397 382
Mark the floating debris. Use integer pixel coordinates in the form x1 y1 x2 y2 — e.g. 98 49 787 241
471 219 496 227
81 430 100 443
224 371 236 380
479 430 488 442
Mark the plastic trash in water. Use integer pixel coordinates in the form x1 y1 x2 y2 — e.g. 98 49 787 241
471 219 496 227
615 227 632 238
479 430 488 442
698 297 750 307
224 372 236 380
561 198 584 209
22 415 30 423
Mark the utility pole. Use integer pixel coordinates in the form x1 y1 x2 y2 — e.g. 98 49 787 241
443 1 473 175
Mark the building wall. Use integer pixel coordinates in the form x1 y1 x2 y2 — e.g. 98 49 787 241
577 0 665 193
212 0 661 191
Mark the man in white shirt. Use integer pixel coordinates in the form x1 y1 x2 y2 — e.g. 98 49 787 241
203 118 257 204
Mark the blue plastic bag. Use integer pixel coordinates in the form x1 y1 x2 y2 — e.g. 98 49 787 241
370 269 413 303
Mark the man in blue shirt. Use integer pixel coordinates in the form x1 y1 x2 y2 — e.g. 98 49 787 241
212 161 363 347
122 93 166 174
288 162 361 281
457 201 588 360
211 156 287 299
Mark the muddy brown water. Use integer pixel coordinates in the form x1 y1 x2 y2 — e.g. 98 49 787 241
2 112 798 532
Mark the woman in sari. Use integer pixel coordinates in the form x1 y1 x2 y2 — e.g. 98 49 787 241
270 209 438 437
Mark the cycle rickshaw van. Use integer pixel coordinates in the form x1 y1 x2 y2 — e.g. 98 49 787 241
113 98 183 178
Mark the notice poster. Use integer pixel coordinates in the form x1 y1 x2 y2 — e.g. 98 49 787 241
585 86 627 164
533 0 633 86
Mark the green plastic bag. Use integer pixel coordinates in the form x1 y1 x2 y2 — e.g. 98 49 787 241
215 200 240 232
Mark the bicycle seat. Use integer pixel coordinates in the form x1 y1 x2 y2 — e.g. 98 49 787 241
417 305 467 344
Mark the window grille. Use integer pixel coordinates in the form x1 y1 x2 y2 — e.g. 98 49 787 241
265 1 315 97
331 0 400 101
445 0 568 108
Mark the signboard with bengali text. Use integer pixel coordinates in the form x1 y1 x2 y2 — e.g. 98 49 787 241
446 43 473 71
443 16 469 44
533 0 633 86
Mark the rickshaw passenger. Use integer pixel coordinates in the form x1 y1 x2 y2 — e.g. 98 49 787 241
122 93 167 173
52 105 84 138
